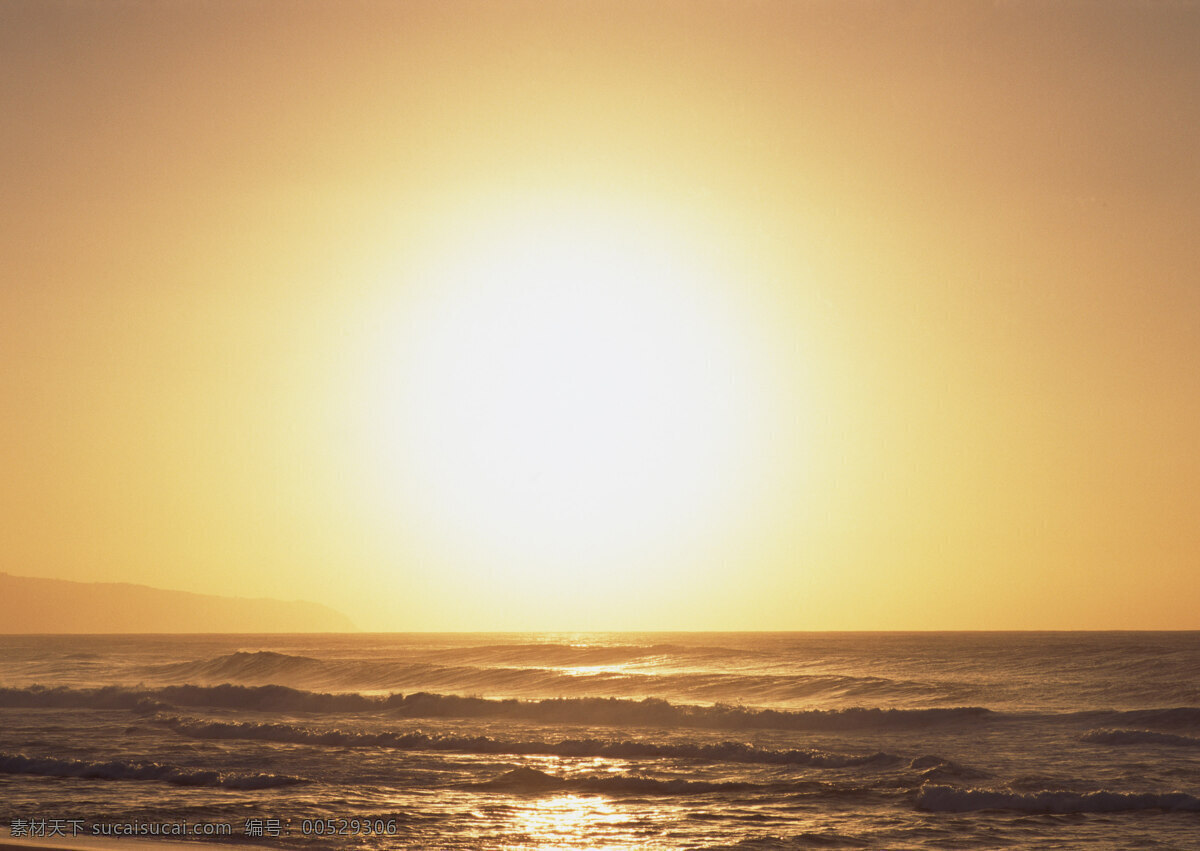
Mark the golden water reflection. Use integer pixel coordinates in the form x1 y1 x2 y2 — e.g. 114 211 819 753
504 793 645 849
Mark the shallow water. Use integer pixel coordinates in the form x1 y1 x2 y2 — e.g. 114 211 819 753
1 632 1197 848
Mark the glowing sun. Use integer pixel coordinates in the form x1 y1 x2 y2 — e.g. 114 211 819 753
355 198 767 598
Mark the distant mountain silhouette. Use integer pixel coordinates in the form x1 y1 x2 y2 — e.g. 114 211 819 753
0 572 355 633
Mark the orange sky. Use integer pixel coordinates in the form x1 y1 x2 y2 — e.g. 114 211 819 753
2 1 1198 630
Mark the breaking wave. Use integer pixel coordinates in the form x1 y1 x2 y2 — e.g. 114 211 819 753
382 692 988 731
916 785 1200 813
0 752 302 789
0 685 992 731
906 755 991 783
158 716 898 768
1082 728 1200 747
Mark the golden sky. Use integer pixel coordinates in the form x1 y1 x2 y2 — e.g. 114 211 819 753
2 0 1198 630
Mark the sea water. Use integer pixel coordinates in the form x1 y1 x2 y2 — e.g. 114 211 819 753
1 632 1197 848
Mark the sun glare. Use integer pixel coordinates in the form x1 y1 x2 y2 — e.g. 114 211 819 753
348 197 769 608
506 792 637 849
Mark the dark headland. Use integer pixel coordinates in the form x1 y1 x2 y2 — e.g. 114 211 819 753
0 572 355 633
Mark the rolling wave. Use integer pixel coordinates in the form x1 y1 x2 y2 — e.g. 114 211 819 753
415 642 764 667
1097 708 1200 729
916 785 1200 813
0 684 378 713
146 650 325 682
473 766 786 796
158 716 899 768
137 650 954 705
0 752 302 789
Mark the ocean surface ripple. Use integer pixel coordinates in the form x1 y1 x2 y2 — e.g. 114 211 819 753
1 631 1197 849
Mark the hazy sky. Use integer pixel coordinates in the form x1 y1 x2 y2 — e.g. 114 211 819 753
3 0 1198 630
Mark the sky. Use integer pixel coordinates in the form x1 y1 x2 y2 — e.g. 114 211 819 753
2 0 1198 631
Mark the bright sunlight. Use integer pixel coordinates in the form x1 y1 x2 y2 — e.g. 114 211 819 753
349 196 770 605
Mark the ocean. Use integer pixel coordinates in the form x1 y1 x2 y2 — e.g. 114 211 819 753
1 632 1197 849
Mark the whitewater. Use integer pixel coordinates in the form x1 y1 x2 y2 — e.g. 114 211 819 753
1 632 1197 849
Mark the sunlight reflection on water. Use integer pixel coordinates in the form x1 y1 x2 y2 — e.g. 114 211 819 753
505 793 643 849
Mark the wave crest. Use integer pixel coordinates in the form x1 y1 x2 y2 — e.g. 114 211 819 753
0 685 992 731
159 716 897 768
916 785 1200 813
139 650 953 705
475 766 776 796
1082 728 1200 747
1100 708 1200 729
0 752 303 789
